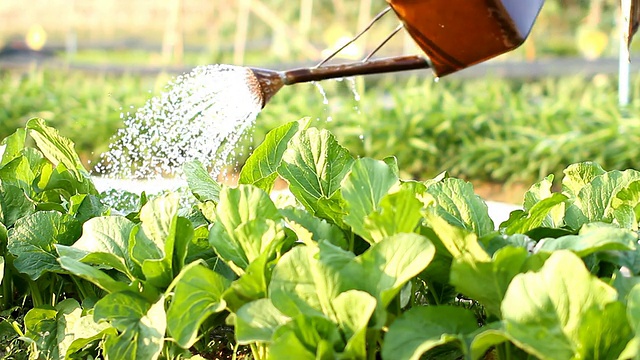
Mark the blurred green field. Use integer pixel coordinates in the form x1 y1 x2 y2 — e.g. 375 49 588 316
0 0 633 67
2 67 640 197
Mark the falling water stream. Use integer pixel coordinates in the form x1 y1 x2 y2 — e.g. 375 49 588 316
96 65 262 181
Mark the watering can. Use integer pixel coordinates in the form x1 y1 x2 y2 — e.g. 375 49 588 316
247 0 638 108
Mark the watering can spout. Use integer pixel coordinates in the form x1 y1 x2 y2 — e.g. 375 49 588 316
249 55 431 108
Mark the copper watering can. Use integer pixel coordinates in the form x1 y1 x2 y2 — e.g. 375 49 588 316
247 0 638 108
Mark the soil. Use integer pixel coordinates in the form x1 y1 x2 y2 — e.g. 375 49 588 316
470 181 529 205
217 169 529 206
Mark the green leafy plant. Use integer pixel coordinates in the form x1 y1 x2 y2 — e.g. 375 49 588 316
3 118 640 359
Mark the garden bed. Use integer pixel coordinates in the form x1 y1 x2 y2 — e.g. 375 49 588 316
2 118 640 359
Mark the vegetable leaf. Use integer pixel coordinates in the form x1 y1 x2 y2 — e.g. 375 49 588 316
239 118 308 193
277 128 354 226
167 262 231 348
183 160 221 203
342 157 399 239
501 250 623 359
425 178 494 237
8 211 81 280
94 293 166 360
382 305 478 360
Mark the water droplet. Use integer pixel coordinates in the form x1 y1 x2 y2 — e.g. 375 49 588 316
313 81 329 105
346 77 361 102
359 134 364 141
434 77 440 83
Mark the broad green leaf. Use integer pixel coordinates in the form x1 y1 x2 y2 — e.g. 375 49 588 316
8 211 81 280
451 246 546 318
314 194 349 229
277 127 354 225
342 157 399 238
239 119 308 193
56 300 113 359
24 299 113 360
611 179 640 229
22 147 47 176
383 156 400 178
0 128 26 167
167 262 231 348
222 250 271 312
343 233 435 308
172 217 195 273
501 251 619 359
214 185 281 239
133 194 180 289
522 174 567 229
69 194 109 223
94 293 166 360
268 315 342 360
620 284 640 358
425 178 494 237
565 169 640 230
280 207 348 249
210 185 284 273
0 156 35 191
136 193 179 253
423 212 491 262
534 222 636 257
467 323 511 360
382 305 478 360
270 234 433 332
235 298 290 344
37 162 95 197
183 160 221 203
479 233 535 257
523 174 554 211
611 271 640 306
56 216 137 279
26 118 92 187
58 256 132 294
24 306 58 359
505 193 568 235
562 162 606 197
576 302 632 359
0 184 35 227
332 290 377 359
363 182 425 243
64 313 117 359
269 245 338 318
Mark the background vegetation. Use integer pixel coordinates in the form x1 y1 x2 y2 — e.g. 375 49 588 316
1 0 639 204
2 68 640 198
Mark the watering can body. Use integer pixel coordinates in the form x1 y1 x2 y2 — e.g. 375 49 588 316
386 0 545 76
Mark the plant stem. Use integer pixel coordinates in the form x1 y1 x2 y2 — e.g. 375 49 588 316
349 232 355 253
496 342 513 360
1 265 12 310
366 329 380 360
28 280 43 308
426 280 441 306
71 277 97 302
